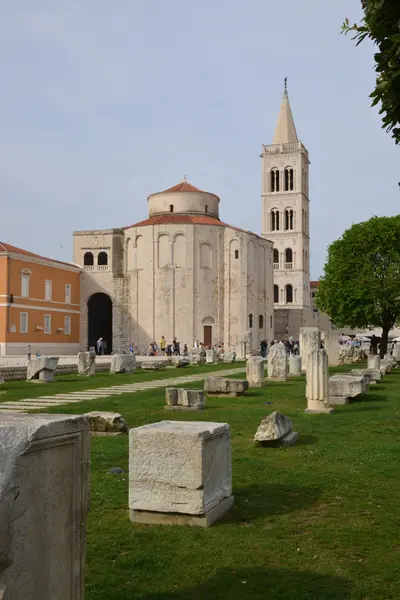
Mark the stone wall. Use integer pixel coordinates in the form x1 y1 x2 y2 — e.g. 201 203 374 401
0 362 111 381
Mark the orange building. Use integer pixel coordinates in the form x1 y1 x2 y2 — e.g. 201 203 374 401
0 242 81 356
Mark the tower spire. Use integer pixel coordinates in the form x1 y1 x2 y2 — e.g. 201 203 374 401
272 79 298 144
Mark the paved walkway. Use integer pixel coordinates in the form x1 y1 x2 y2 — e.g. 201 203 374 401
0 367 245 413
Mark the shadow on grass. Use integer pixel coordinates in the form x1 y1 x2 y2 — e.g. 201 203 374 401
295 434 318 446
352 393 389 403
230 483 320 521
144 566 351 600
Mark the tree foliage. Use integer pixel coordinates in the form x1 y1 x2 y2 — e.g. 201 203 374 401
316 216 400 355
342 0 400 145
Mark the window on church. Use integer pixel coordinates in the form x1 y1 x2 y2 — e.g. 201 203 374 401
205 205 208 214
98 251 108 266
271 169 280 192
234 249 239 259
170 204 174 213
284 167 294 191
274 284 279 303
273 248 279 268
271 210 280 231
286 284 293 304
270 315 273 328
248 314 253 329
83 252 94 266
285 209 294 231
259 314 264 329
285 248 293 268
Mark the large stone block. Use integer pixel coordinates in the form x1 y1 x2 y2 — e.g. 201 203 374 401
299 327 320 372
289 355 301 376
165 388 205 411
223 350 236 363
254 411 298 447
246 357 265 387
267 342 288 380
368 355 380 370
204 376 249 397
205 349 218 364
393 344 400 362
328 374 367 399
0 414 89 599
351 367 381 382
110 354 136 374
26 357 59 383
129 421 233 526
170 357 190 368
321 331 340 366
141 361 163 370
78 350 96 376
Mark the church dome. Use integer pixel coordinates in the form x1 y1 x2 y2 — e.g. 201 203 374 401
147 180 220 219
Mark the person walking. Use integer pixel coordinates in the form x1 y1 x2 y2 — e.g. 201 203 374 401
160 335 166 355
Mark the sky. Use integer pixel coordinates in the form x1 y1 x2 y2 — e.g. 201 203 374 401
0 0 398 279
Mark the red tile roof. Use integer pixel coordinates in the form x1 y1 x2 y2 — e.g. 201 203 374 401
310 280 320 287
148 180 220 201
124 214 265 239
0 242 79 269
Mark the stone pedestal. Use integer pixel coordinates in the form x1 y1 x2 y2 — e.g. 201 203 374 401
267 342 288 380
289 355 301 376
305 349 333 414
205 349 217 364
299 327 320 373
26 357 59 383
328 374 367 400
0 414 89 599
368 355 380 370
110 354 136 373
235 341 246 360
129 421 233 527
246 357 265 387
165 388 205 411
321 331 340 366
204 376 248 397
78 350 96 376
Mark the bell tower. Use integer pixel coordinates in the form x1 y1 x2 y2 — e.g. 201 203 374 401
261 81 310 310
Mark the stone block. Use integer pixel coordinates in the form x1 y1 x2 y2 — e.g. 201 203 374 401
110 354 136 374
129 421 233 526
321 331 340 366
306 349 333 414
368 355 380 370
254 411 297 446
392 344 400 362
267 342 288 380
170 357 190 368
165 388 205 411
299 327 320 372
223 350 236 363
351 367 381 382
141 361 163 370
189 350 205 365
329 396 350 405
328 374 367 398
289 355 301 376
26 357 59 383
78 350 96 376
246 357 265 387
0 414 89 599
83 411 128 434
204 376 249 396
205 349 218 364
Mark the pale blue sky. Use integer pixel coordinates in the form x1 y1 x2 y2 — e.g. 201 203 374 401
1 1 398 278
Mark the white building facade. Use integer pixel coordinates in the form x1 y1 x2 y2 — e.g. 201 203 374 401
74 181 274 353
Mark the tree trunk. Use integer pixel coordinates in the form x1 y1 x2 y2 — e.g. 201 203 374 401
380 325 390 358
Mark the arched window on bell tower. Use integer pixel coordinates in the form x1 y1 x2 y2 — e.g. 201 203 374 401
284 208 294 231
270 169 280 192
270 209 280 232
284 167 294 191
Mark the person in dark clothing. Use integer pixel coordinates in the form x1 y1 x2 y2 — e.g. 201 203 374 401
370 335 378 355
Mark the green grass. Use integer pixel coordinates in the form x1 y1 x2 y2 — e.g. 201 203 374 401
0 362 243 403
23 366 400 599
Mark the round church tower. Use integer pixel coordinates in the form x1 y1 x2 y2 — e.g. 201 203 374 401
147 180 220 219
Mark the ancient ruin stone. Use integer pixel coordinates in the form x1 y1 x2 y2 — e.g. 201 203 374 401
204 376 248 396
83 411 128 434
110 354 136 374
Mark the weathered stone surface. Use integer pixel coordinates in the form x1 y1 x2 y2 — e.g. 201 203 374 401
129 421 233 525
321 331 340 366
368 355 380 370
305 349 333 414
189 350 205 365
246 357 265 387
204 376 248 396
268 342 288 380
351 367 381 382
78 350 96 376
206 349 218 364
170 357 190 368
349 369 374 385
223 350 236 363
141 361 163 370
165 388 205 410
83 411 128 433
392 344 400 362
254 411 292 442
26 356 59 382
110 354 136 374
0 414 89 599
338 346 354 365
289 355 301 376
299 327 320 372
380 362 391 374
329 374 367 399
383 354 397 369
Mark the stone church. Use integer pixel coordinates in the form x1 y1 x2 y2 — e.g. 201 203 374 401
74 83 324 353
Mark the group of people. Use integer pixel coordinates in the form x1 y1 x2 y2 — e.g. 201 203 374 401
261 337 301 357
144 337 190 357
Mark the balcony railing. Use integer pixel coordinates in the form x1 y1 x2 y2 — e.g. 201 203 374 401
285 262 293 269
83 265 109 272
273 263 279 270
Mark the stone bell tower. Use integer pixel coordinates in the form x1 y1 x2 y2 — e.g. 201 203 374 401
261 80 311 313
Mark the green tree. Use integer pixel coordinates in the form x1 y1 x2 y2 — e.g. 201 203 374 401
316 215 400 357
342 0 400 145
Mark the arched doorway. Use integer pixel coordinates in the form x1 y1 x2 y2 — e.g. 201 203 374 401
87 293 112 353
201 316 215 347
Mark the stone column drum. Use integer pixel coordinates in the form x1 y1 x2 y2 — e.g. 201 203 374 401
321 331 340 366
368 355 380 370
299 327 321 373
246 357 265 387
305 349 334 414
267 343 288 380
129 421 233 527
0 414 89 599
289 355 301 376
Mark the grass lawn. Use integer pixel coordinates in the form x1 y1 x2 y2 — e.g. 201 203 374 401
30 366 400 598
0 362 243 403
